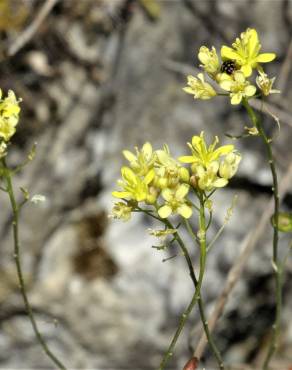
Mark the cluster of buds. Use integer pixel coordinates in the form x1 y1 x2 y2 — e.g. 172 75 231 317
110 132 241 221
184 28 279 104
0 89 21 158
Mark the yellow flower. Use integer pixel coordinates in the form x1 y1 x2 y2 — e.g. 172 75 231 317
0 90 21 142
158 183 192 219
219 152 241 179
112 166 155 202
221 28 276 77
256 71 280 96
195 162 228 191
109 202 132 222
198 46 220 77
123 142 156 176
179 131 234 168
219 71 256 105
183 73 217 100
154 145 190 189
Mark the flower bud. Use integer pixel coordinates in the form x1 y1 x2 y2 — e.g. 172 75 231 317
158 177 168 189
179 167 190 182
219 152 241 179
190 175 198 188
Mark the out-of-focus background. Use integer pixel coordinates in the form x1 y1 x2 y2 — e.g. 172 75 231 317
0 0 291 369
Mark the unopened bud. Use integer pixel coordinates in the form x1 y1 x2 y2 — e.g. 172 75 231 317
190 175 198 188
179 167 190 182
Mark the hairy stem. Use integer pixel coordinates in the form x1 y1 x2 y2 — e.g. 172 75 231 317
242 99 281 370
2 159 66 369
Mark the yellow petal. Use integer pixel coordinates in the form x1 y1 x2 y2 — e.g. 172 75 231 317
231 93 242 105
244 85 256 97
123 150 136 162
240 64 253 77
158 205 172 219
112 191 131 199
221 45 241 61
121 167 136 183
178 155 195 163
256 53 276 63
213 178 228 188
197 73 205 83
144 169 155 184
142 142 153 159
220 80 233 91
175 184 189 200
177 204 192 219
247 29 260 56
208 161 219 174
162 188 173 202
233 71 245 83
212 145 234 158
183 87 195 95
156 149 169 164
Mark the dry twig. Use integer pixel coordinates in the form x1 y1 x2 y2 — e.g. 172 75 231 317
6 0 60 58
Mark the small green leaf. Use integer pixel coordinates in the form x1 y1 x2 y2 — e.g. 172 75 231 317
271 212 292 233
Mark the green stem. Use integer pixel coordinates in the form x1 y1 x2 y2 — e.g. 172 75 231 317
2 159 66 370
183 220 224 369
242 99 281 370
159 197 224 370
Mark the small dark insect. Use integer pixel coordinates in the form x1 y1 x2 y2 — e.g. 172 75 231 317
221 60 236 75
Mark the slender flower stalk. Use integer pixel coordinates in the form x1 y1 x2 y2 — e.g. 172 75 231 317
158 195 224 370
1 158 66 370
241 99 281 370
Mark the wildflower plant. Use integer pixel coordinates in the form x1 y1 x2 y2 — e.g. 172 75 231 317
111 28 290 370
0 89 66 369
111 133 241 369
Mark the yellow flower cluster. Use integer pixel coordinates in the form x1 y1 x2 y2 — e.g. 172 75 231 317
179 132 241 191
0 90 21 142
111 133 241 221
184 28 278 104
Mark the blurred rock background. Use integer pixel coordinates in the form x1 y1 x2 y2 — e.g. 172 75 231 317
0 0 291 369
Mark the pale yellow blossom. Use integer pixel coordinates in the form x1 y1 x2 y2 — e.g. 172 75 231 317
158 183 192 219
112 166 155 203
219 71 256 105
219 152 242 179
221 28 276 77
110 202 132 222
183 73 217 100
198 46 220 77
123 142 156 176
256 71 280 96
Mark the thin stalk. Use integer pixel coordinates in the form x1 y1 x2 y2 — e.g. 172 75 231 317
242 99 281 370
2 160 66 369
181 221 224 369
159 197 224 370
137 206 224 369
